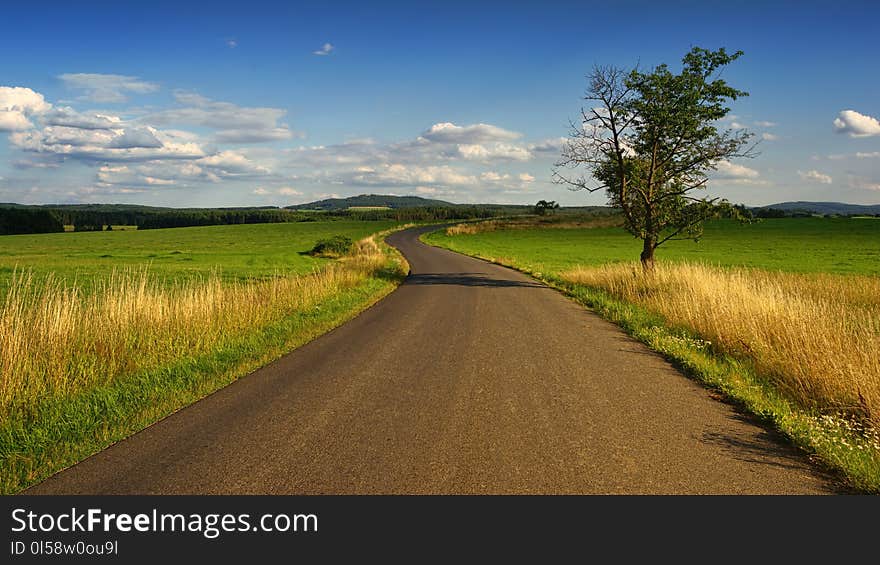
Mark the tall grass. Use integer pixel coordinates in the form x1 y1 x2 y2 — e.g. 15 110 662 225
561 262 880 425
0 236 392 421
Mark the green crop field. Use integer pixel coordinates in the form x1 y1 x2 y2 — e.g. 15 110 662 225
425 217 880 276
0 220 399 295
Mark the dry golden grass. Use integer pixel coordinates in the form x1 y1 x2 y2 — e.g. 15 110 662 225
561 262 880 424
0 236 391 418
445 215 622 236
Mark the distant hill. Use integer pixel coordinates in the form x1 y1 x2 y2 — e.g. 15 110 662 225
286 194 456 210
756 201 880 216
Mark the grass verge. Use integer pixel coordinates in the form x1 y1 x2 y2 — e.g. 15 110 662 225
0 231 409 494
424 230 880 493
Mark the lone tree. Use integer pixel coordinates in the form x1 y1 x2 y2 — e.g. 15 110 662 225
553 47 754 270
534 199 560 216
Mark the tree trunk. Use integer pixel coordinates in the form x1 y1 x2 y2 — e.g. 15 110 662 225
640 237 656 272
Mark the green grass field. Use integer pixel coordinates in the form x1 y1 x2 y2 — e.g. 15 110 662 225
0 220 399 295
425 217 880 275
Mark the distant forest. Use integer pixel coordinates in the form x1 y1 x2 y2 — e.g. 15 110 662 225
0 207 65 235
0 201 528 235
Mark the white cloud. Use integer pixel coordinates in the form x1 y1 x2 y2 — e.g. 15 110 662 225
0 87 52 114
456 143 531 161
477 171 539 193
0 86 52 131
284 123 535 172
146 92 293 143
58 73 159 103
108 127 164 149
754 121 777 127
856 151 880 159
36 126 114 147
848 176 880 191
95 151 269 188
528 138 566 154
43 106 122 129
144 176 175 186
0 111 34 131
142 161 219 184
226 39 238 48
7 95 210 167
761 133 779 141
98 164 174 187
833 110 880 137
278 122 554 197
420 122 521 144
198 150 268 175
351 163 477 187
798 170 833 184
313 43 334 56
714 160 759 179
456 144 491 161
710 160 769 186
5 84 561 203
11 124 206 162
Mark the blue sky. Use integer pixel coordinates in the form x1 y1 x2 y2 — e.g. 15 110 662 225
1 0 878 207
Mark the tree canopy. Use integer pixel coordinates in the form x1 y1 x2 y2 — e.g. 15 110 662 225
534 200 560 215
554 47 754 269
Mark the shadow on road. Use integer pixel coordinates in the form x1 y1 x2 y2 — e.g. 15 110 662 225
700 414 846 493
405 272 546 288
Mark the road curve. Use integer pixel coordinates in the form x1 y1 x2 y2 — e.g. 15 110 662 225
28 226 834 494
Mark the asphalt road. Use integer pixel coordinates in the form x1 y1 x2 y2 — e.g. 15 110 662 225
28 226 834 494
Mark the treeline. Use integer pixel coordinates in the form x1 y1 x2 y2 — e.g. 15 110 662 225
133 205 521 229
0 208 64 235
47 205 292 230
137 209 309 229
50 207 158 227
752 208 809 219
